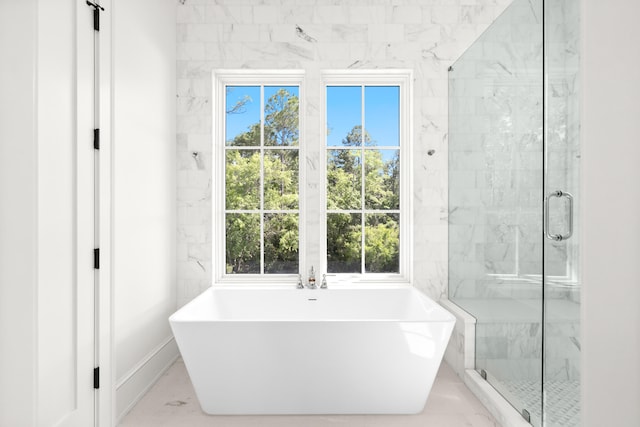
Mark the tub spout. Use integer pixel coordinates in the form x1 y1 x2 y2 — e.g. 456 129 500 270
307 266 317 289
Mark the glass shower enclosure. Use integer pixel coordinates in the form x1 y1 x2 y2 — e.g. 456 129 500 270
448 0 580 425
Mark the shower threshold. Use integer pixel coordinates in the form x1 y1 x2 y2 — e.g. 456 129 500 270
478 368 580 427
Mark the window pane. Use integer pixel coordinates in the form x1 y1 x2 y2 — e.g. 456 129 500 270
264 149 299 210
365 149 400 210
364 86 399 147
225 149 260 210
327 149 362 210
264 213 299 274
226 213 260 274
365 214 399 273
327 86 362 147
264 86 299 146
327 213 362 273
226 86 260 146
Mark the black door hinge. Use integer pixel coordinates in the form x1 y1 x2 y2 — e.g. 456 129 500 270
93 128 100 150
93 367 100 389
86 1 104 31
94 248 100 269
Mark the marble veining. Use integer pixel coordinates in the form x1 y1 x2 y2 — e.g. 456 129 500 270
295 25 317 43
176 0 514 307
119 359 500 427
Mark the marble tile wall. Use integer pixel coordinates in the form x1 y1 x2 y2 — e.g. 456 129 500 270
448 0 545 303
475 317 580 382
175 0 514 307
545 0 580 305
448 0 580 302
476 321 542 381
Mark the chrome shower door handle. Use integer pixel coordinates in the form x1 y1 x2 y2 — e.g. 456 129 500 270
545 190 574 241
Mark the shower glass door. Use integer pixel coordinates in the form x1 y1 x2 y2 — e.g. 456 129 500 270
448 0 580 425
543 0 581 425
448 0 544 423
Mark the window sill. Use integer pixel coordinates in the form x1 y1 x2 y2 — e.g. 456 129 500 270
213 274 412 288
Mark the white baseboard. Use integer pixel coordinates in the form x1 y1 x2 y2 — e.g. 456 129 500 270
115 336 180 424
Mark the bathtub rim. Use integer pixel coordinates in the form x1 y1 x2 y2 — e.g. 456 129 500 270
169 286 456 324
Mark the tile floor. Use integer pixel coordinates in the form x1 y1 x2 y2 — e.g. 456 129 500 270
119 359 500 427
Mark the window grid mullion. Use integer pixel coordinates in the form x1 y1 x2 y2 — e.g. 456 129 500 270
360 84 366 275
259 85 265 275
218 74 305 280
327 209 400 214
222 74 406 280
226 209 299 215
225 146 257 151
327 146 400 151
263 145 299 150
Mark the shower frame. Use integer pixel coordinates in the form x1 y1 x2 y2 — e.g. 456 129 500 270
447 0 581 425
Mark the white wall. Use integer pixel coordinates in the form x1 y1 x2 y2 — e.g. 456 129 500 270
112 0 178 421
1 1 97 425
0 1 38 425
582 1 640 425
1 0 177 423
37 1 96 425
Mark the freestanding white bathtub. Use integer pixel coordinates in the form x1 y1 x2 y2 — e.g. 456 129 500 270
169 287 455 415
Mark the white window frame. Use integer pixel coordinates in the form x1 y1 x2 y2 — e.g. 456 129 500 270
212 70 306 284
320 70 413 285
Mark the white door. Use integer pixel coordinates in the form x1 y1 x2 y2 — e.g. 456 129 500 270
36 1 98 426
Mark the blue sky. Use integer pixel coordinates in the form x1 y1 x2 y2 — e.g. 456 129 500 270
225 85 400 152
225 86 299 144
326 85 399 148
